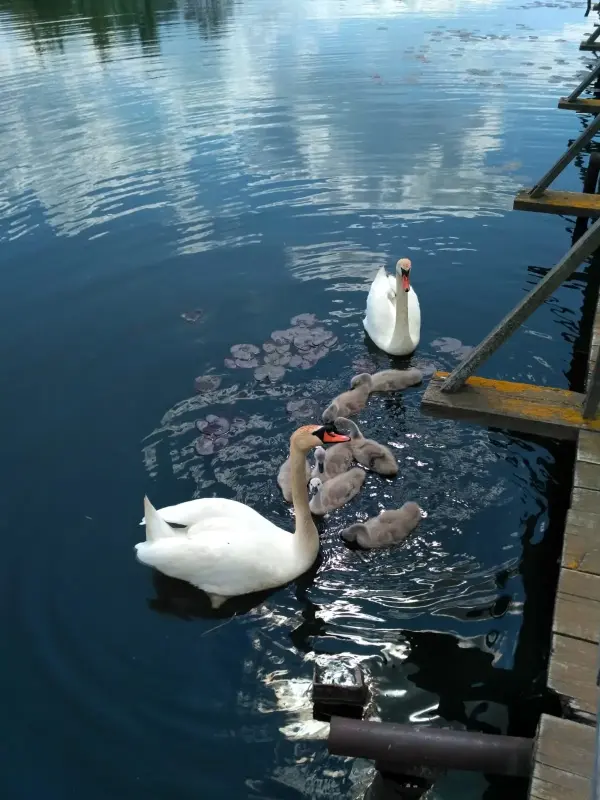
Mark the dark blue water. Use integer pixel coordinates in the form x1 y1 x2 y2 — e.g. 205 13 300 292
0 0 594 798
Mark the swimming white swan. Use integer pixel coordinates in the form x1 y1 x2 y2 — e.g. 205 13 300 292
135 424 351 609
363 258 421 356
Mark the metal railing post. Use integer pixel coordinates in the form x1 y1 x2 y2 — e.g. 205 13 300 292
441 217 600 393
530 115 600 198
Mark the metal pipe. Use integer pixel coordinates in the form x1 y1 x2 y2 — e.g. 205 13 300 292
328 717 533 777
441 216 600 392
568 61 600 103
529 114 600 198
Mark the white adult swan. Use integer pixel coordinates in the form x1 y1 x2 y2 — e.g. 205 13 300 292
135 424 351 609
363 258 421 356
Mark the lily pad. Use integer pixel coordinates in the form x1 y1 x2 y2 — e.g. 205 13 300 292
195 435 215 455
181 309 203 324
194 375 221 393
290 313 317 327
254 364 286 382
265 351 291 366
235 357 259 368
287 398 320 420
270 329 295 345
224 358 237 369
231 343 260 360
204 415 230 436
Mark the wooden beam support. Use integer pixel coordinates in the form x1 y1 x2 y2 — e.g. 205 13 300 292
514 189 600 217
421 372 600 439
558 97 600 113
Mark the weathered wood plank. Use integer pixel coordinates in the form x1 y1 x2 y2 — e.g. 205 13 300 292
563 525 600 574
535 715 595 778
514 189 600 217
578 430 600 465
548 634 598 717
571 487 600 516
421 373 600 439
567 508 600 532
574 460 600 491
553 594 600 643
530 763 590 800
560 568 600 602
558 97 600 113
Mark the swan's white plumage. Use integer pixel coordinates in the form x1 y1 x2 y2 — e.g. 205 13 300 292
364 267 421 356
136 496 318 605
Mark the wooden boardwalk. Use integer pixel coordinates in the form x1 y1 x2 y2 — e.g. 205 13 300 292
529 294 600 800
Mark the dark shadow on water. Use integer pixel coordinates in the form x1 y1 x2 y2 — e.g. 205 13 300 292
148 549 323 627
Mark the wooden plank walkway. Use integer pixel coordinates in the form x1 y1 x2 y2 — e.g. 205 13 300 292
529 292 600 800
421 373 600 440
530 715 595 799
514 189 600 217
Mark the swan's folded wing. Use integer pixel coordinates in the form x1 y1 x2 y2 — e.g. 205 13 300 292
364 268 395 344
139 497 263 527
135 523 291 597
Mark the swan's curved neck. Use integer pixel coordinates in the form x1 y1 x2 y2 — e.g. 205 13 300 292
289 444 318 545
394 272 409 325
392 272 412 344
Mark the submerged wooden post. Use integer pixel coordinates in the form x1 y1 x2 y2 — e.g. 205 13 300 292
440 217 600 393
530 115 600 198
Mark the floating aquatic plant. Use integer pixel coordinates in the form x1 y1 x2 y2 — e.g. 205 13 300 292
181 309 203 323
254 364 286 382
231 343 260 360
430 337 474 360
223 312 338 383
194 414 231 455
286 398 321 421
194 375 222 393
290 313 317 327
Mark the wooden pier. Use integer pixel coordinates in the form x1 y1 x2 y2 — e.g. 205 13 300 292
422 13 600 789
530 294 600 800
423 281 600 799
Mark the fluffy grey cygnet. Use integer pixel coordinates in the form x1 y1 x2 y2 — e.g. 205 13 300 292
341 502 425 548
369 367 423 392
310 442 354 487
336 417 398 477
322 373 373 423
309 467 366 515
277 455 311 503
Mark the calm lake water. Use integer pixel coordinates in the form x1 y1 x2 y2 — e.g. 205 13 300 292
0 0 595 798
